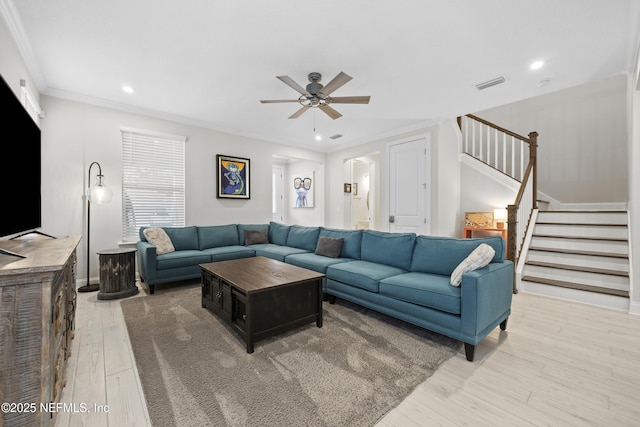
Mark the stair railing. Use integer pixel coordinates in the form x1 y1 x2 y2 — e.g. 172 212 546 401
458 114 538 293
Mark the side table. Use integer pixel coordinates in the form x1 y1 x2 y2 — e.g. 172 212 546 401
97 248 138 300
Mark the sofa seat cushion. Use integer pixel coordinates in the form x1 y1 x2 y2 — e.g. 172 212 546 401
285 252 352 274
156 250 211 270
327 260 406 293
379 272 461 315
251 244 309 262
202 245 255 262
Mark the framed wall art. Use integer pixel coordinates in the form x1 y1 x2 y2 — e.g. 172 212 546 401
293 175 314 208
464 211 494 228
216 154 250 199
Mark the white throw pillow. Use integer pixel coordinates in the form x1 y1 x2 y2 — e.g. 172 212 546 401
143 227 175 255
450 243 495 287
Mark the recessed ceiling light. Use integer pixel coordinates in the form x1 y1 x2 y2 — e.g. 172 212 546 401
315 134 322 141
122 85 135 94
530 60 545 70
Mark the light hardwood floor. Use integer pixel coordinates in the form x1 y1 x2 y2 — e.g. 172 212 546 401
56 284 640 427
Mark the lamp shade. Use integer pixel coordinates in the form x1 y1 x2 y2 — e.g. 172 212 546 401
90 175 113 204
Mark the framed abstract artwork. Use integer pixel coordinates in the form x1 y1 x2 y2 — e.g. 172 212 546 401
216 155 250 199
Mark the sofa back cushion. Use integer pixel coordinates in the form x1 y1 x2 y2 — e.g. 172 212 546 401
286 225 320 251
361 230 416 270
411 235 505 276
161 226 199 251
197 224 239 250
269 222 290 246
237 224 269 245
319 228 362 259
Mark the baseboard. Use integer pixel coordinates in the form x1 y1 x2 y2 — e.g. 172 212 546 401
629 300 640 316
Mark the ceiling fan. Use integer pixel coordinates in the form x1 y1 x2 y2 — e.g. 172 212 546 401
260 71 370 120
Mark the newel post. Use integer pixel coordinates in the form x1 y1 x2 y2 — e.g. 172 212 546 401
507 204 518 294
528 131 538 209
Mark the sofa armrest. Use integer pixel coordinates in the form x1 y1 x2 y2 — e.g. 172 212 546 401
459 260 514 343
137 241 158 283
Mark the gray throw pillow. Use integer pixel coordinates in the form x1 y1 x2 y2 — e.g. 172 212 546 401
315 236 344 258
244 229 268 245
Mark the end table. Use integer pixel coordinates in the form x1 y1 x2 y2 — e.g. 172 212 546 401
97 247 138 300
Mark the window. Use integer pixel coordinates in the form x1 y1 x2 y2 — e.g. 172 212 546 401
121 127 186 242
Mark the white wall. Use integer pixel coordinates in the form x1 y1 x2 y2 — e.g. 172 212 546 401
38 96 325 286
325 120 462 237
285 159 325 226
476 75 628 204
629 55 640 314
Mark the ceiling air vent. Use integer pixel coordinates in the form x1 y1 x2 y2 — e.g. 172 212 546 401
329 134 343 140
475 76 506 90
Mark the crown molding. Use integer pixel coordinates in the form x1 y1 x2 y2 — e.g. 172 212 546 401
0 0 46 90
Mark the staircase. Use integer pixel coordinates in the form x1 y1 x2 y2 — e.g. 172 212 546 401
520 210 630 307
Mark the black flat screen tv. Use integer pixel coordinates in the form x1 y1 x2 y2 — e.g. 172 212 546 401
0 74 41 238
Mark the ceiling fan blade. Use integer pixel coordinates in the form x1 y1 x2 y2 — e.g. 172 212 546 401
319 104 342 120
277 75 310 96
289 105 310 119
319 72 352 96
329 96 371 104
260 99 302 103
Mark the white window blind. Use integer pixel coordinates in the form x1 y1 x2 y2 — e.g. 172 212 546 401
121 128 186 242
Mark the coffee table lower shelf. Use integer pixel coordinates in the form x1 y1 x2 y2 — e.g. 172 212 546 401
200 257 324 353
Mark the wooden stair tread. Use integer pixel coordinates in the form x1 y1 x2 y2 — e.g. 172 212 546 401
528 246 628 259
521 276 629 298
537 210 627 213
536 222 627 227
525 261 628 277
532 234 628 242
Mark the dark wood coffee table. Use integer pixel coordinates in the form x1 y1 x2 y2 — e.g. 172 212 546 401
200 256 324 353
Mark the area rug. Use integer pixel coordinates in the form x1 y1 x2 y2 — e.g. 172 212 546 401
121 283 459 427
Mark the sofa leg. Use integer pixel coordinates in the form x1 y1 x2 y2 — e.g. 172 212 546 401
500 318 508 331
464 343 476 362
149 284 155 295
328 295 336 304
322 292 328 302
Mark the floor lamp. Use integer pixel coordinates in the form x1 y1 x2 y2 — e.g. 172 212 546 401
78 161 113 292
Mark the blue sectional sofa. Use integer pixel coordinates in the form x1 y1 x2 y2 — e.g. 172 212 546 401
137 222 513 361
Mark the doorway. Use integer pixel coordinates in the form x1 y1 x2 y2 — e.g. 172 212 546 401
344 154 378 230
272 165 284 222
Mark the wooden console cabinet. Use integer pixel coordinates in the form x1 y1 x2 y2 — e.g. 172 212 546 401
0 235 80 427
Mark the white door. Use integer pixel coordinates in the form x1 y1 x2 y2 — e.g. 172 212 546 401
272 166 284 222
388 137 430 234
